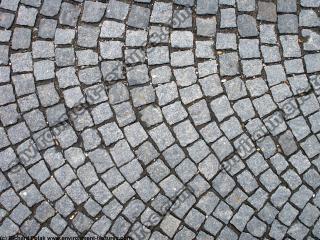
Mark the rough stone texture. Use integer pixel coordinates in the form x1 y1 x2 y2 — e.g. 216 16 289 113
0 1 319 239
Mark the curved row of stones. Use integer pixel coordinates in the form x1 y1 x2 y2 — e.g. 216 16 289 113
1 0 320 239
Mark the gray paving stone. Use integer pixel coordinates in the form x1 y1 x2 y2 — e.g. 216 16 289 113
100 20 125 39
20 218 40 236
37 83 59 107
59 2 81 27
146 160 169 183
271 185 291 208
110 139 134 167
127 64 149 86
149 123 175 152
175 158 197 183
230 204 254 231
83 198 101 218
196 17 216 37
233 98 255 121
196 40 215 59
242 59 263 77
174 0 194 6
220 8 236 28
102 199 122 221
8 122 30 145
101 167 124 189
196 0 218 14
216 33 237 51
40 0 61 16
278 14 298 33
260 24 277 44
124 122 148 147
63 86 85 108
65 180 89 205
304 53 320 73
221 117 243 140
170 47 194 67
151 2 172 24
258 202 278 225
89 181 112 205
10 203 32 225
98 122 123 146
203 216 223 235
237 170 258 193
284 58 304 74
40 178 63 201
54 28 75 45
213 201 233 224
10 52 33 73
38 18 57 39
0 188 20 211
148 46 170 65
130 86 155 107
210 95 234 122
156 81 178 106
239 39 260 59
72 212 93 233
277 0 297 12
253 94 277 117
247 216 267 237
0 66 10 83
106 0 129 20
259 169 281 192
219 52 239 76
188 100 211 126
100 41 123 60
237 0 255 12
302 29 320 51
139 105 163 127
77 25 100 48
199 75 223 97
179 84 203 105
12 28 31 50
280 35 301 58
112 101 136 127
16 5 37 27
127 5 150 29
54 164 76 188
160 214 181 238
149 25 169 43
257 1 277 22
224 77 247 100
0 12 14 29
82 1 106 23
126 30 147 47
301 135 320 158
261 46 281 63
212 172 236 197
50 214 67 235
185 208 205 230
0 218 19 236
162 102 185 126
134 177 160 202
237 14 258 37
171 31 193 49
112 181 135 204
55 48 75 67
0 84 15 106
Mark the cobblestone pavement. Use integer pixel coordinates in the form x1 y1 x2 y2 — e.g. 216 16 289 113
1 0 320 239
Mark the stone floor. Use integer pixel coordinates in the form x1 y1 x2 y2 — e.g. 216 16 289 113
1 0 320 239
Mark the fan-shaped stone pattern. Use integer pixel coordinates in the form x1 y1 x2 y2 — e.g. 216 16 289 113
0 0 320 239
